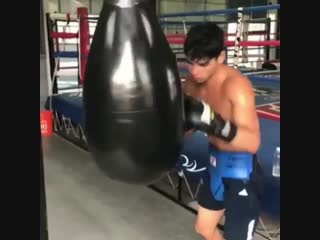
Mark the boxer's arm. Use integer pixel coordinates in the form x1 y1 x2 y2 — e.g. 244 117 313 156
210 78 260 153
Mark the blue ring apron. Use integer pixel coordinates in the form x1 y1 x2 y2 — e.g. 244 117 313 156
208 144 253 201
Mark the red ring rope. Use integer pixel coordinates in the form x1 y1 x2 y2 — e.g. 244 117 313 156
225 40 280 47
51 31 279 40
166 31 279 39
167 38 280 47
50 32 96 39
257 110 280 121
51 32 78 39
78 7 90 85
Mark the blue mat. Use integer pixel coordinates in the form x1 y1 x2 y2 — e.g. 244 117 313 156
49 92 84 125
48 73 280 218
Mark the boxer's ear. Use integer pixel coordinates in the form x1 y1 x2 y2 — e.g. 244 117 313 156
217 50 226 64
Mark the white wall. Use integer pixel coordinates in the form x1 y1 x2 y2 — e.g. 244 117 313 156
161 0 226 15
47 0 59 12
45 0 278 16
45 0 227 16
160 0 227 35
91 0 104 14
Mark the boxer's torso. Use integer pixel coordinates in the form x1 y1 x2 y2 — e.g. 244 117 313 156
183 65 255 186
184 65 240 147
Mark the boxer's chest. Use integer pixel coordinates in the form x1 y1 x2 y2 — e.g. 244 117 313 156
196 84 232 120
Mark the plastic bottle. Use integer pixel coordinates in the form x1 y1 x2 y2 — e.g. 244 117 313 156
272 147 280 177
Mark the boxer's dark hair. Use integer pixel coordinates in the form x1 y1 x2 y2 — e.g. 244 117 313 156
184 22 225 62
262 62 277 70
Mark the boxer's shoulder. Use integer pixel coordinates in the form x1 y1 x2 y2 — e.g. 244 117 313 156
223 71 255 102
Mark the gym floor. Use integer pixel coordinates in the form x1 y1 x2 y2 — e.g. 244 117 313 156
43 135 199 240
43 134 275 240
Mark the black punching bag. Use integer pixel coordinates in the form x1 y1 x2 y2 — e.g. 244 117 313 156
83 0 183 185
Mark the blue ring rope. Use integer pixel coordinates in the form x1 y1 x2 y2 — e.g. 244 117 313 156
54 51 78 58
160 4 280 18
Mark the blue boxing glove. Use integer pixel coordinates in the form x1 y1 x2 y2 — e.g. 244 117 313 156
183 94 237 142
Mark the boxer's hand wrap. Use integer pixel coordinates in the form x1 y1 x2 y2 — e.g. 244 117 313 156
183 94 237 142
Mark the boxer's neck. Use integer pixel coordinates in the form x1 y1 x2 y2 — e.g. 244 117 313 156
208 64 227 86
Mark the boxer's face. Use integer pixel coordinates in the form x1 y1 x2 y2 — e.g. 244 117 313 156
187 51 226 84
187 58 215 83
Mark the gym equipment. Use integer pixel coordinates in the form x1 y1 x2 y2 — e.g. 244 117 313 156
83 0 184 185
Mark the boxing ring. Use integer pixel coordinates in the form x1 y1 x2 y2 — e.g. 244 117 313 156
44 3 280 239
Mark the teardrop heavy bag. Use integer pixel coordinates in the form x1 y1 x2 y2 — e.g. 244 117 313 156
83 0 184 185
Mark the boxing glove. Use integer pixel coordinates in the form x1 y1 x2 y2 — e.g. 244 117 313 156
183 94 237 142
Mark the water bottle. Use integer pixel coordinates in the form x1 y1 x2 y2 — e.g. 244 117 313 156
272 147 280 177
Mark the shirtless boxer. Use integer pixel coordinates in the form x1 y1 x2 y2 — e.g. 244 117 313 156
183 23 263 240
